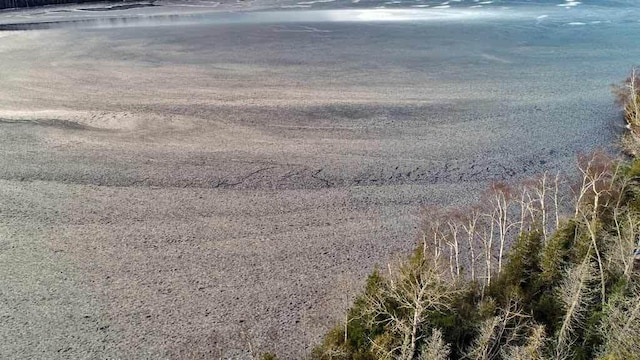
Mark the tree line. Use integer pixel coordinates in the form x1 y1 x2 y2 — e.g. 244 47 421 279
0 0 123 10
244 70 640 359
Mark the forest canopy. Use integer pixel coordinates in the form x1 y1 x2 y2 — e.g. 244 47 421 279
306 69 640 360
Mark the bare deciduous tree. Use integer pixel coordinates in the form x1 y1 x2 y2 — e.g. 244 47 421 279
484 183 515 275
465 299 532 360
502 324 547 360
608 209 640 280
554 258 595 360
365 254 457 360
598 289 640 359
613 67 640 136
574 152 619 304
462 206 483 283
419 329 451 360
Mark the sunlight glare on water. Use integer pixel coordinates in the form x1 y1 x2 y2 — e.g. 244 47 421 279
320 8 503 22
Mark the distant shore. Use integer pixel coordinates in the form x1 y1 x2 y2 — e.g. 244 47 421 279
0 0 138 11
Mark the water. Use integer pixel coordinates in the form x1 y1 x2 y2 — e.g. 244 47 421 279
0 0 637 30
